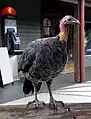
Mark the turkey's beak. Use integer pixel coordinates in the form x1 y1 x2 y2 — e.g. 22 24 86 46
76 20 80 24
71 17 80 25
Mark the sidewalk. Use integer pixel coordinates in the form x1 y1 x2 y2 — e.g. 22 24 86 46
0 67 91 105
1 79 91 105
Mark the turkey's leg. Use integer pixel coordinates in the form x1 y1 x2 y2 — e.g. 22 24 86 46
46 80 64 110
27 86 45 108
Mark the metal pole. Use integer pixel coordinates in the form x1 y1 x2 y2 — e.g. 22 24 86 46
80 0 85 83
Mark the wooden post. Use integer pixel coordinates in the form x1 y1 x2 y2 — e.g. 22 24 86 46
79 0 85 82
74 4 80 82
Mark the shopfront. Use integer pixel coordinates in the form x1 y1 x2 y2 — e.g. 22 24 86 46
0 0 91 81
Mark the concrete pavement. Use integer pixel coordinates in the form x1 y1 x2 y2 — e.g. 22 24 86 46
0 67 91 105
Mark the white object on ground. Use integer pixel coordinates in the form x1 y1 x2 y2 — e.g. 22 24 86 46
10 55 20 81
0 47 13 85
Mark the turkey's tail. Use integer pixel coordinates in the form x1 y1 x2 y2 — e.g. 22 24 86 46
23 78 34 94
23 78 42 95
18 68 21 73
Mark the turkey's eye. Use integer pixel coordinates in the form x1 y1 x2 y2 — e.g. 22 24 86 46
68 18 72 21
64 20 66 22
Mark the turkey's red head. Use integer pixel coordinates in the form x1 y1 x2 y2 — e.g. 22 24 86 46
60 15 80 26
59 15 80 41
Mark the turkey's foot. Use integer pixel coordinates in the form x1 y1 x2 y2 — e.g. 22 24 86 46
27 100 45 109
49 99 64 110
49 99 57 110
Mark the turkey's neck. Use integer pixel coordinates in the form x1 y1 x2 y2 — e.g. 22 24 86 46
59 23 69 41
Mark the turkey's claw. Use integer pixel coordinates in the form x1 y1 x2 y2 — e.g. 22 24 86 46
27 100 45 109
49 99 57 110
49 99 64 110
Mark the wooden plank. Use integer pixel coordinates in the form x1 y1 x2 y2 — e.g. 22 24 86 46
58 0 78 4
0 103 91 119
58 0 91 7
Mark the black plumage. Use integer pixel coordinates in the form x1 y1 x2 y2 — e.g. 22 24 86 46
18 15 80 109
19 35 67 93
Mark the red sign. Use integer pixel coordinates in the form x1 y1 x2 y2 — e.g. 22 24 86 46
1 7 16 16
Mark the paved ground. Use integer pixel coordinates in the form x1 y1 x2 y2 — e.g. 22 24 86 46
0 67 91 104
0 67 91 119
